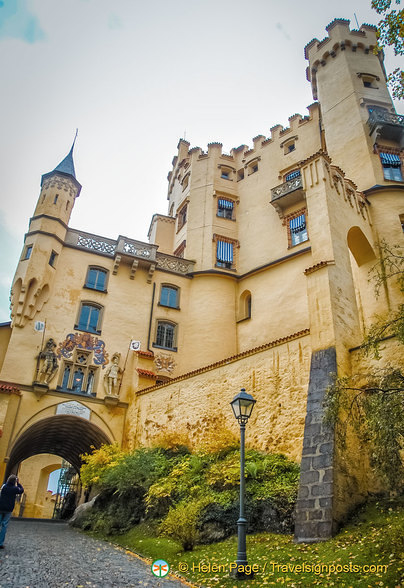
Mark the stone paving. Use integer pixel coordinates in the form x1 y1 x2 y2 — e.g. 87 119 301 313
0 519 189 588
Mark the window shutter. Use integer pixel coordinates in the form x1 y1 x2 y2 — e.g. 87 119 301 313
289 214 306 233
218 199 234 210
380 152 401 166
217 240 234 263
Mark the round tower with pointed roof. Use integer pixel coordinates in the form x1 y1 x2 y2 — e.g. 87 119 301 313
10 142 82 327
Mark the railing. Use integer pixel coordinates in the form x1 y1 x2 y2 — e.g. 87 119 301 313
65 229 194 275
271 175 304 201
367 110 404 136
156 253 195 275
65 229 116 256
116 236 157 261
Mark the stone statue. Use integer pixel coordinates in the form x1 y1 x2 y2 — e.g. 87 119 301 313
38 338 58 384
103 353 122 396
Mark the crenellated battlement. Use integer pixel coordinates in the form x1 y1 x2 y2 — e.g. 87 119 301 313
167 103 320 193
304 19 379 100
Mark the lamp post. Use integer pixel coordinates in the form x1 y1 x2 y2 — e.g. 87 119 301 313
230 388 256 580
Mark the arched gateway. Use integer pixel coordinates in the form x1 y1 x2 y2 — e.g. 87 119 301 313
5 414 111 478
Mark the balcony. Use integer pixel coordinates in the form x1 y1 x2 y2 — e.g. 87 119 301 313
270 175 305 216
367 110 404 146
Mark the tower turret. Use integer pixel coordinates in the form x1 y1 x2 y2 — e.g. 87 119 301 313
10 142 81 327
305 19 402 191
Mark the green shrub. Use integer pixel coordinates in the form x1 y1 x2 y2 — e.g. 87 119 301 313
159 497 213 551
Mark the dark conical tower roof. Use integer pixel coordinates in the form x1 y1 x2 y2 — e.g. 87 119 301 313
53 143 76 178
41 132 81 195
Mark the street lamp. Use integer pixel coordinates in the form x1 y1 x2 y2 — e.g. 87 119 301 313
230 388 256 580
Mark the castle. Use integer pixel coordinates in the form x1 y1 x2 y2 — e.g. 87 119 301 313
0 18 403 542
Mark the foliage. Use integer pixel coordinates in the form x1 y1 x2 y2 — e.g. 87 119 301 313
372 0 404 98
107 496 404 587
159 497 213 551
80 443 125 488
78 442 299 541
325 242 404 488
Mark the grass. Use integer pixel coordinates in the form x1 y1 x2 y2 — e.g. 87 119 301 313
95 497 404 587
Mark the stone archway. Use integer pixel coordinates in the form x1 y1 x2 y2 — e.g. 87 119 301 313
5 414 111 479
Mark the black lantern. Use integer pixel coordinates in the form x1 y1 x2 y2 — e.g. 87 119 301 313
230 388 256 425
230 388 256 579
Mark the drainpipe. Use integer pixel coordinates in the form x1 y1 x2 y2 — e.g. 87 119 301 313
147 283 156 352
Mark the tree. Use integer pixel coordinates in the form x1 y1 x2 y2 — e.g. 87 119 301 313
372 0 404 99
325 242 404 487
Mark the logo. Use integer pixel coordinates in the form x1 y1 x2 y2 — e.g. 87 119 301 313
151 559 170 577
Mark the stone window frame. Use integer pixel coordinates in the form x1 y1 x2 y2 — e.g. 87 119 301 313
212 233 240 271
153 320 178 352
75 301 104 335
84 266 109 293
283 207 309 249
57 348 98 396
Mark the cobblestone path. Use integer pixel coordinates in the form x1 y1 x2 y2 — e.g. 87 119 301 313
0 519 189 588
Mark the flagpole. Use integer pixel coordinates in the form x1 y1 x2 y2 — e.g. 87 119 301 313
117 337 132 397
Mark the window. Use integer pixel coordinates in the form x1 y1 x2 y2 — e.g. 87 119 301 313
380 152 403 182
85 267 108 292
23 245 33 260
174 240 186 258
49 251 58 267
237 169 244 181
216 240 234 269
217 198 234 220
289 214 308 246
76 302 103 334
221 170 230 179
247 159 259 175
359 73 379 89
53 194 58 204
58 350 97 396
154 321 177 350
177 204 187 231
160 285 179 308
285 169 301 181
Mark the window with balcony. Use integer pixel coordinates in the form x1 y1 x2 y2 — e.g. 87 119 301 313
380 152 403 182
174 240 186 258
76 302 103 334
217 198 234 220
154 321 177 350
85 267 108 292
285 169 301 181
160 285 179 308
289 214 308 247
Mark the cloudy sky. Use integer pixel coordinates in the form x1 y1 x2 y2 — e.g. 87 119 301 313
0 0 401 322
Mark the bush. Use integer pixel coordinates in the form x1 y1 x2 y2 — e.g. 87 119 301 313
79 443 300 544
159 497 213 551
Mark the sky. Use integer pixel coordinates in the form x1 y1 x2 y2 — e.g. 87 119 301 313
0 0 402 322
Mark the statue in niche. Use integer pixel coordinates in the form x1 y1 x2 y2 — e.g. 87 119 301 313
103 353 122 396
38 338 58 384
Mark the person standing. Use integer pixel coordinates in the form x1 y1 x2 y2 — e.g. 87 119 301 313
0 474 24 549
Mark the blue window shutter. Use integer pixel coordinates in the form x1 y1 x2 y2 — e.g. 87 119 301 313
285 170 301 181
380 152 401 166
289 214 306 233
217 240 233 262
218 199 234 210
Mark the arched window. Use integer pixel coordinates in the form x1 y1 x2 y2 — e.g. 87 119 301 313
239 290 252 321
85 267 108 292
76 302 103 334
154 321 177 350
160 285 179 308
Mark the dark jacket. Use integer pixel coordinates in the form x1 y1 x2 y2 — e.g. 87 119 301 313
0 482 24 513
